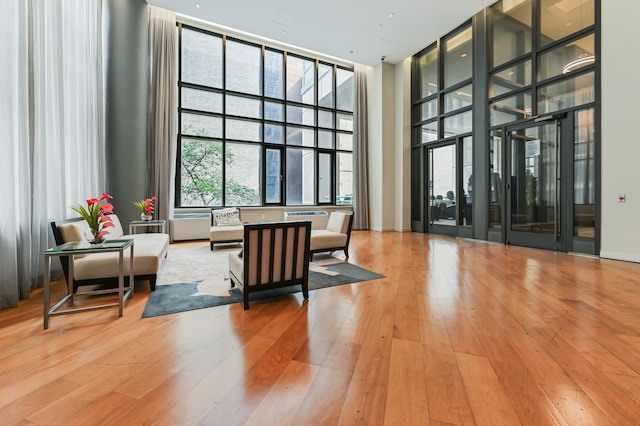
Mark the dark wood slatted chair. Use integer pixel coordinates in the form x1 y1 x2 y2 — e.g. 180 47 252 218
228 221 311 310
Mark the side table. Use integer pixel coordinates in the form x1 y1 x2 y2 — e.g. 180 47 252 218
129 219 166 234
43 239 134 329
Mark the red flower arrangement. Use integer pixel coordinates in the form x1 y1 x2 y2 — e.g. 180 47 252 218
72 193 115 244
132 196 157 221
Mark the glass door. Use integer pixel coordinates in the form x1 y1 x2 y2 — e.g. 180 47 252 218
506 119 565 250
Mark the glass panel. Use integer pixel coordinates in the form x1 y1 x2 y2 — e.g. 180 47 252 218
286 105 315 126
420 121 439 143
226 40 261 95
318 110 334 128
489 130 504 229
510 123 557 234
180 138 223 206
490 60 531 97
318 153 332 203
462 137 473 226
444 26 473 88
182 88 222 113
337 113 353 131
444 110 472 137
286 126 314 147
265 148 281 203
318 63 334 108
287 56 315 105
181 113 222 138
416 47 438 98
538 34 595 81
411 148 422 221
264 50 284 99
318 130 333 149
226 95 261 119
489 92 532 126
225 143 261 206
538 71 594 114
540 0 594 46
444 84 472 113
226 118 261 142
337 133 353 151
418 98 438 122
286 148 315 205
264 124 283 144
264 101 284 121
574 108 595 238
336 68 354 112
491 0 532 68
337 152 353 205
181 29 223 88
429 144 456 226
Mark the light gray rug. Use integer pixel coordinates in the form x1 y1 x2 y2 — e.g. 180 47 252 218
142 245 384 317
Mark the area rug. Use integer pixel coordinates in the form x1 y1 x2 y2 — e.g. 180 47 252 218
142 245 384 318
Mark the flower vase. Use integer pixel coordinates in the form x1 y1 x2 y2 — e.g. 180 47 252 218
84 228 104 245
141 213 153 221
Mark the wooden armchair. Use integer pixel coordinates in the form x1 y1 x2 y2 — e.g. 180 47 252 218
228 221 311 310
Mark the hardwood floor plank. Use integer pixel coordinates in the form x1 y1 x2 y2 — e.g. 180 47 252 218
455 352 521 425
244 360 320 426
290 340 362 426
541 384 614 425
1 235 640 424
383 338 430 426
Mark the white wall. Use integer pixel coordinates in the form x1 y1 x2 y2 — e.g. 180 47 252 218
367 62 397 232
394 58 412 232
600 0 640 262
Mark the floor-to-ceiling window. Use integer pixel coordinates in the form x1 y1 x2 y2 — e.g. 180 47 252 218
412 22 473 236
411 0 599 254
177 24 354 208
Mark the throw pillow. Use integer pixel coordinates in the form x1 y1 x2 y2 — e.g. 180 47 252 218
213 208 242 226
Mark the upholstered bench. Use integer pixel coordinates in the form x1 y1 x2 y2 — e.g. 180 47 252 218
51 214 169 291
210 207 244 250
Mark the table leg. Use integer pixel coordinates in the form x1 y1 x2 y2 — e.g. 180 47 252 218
130 243 135 297
68 255 75 307
44 256 51 330
118 249 124 317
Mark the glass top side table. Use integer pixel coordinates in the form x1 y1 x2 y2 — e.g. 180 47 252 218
129 219 166 234
43 238 134 329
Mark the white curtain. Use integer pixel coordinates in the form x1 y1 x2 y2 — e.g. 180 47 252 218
0 0 104 309
353 63 370 230
148 6 177 236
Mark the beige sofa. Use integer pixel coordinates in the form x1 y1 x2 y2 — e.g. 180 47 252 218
210 207 244 250
51 214 169 291
309 211 354 259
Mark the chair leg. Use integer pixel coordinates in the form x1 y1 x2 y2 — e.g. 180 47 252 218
243 291 249 310
302 282 309 300
150 276 157 292
344 248 349 258
210 241 214 250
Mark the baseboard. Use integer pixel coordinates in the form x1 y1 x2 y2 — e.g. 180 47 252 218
599 251 640 264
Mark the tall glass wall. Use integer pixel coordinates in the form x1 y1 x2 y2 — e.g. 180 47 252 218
411 0 599 252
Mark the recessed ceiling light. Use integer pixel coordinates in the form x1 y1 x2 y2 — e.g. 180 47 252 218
460 53 468 58
282 30 288 36
349 50 354 54
388 12 395 18
195 3 200 8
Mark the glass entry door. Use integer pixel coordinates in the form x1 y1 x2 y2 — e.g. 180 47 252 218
506 120 565 250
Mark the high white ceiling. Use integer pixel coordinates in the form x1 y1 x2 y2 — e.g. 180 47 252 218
147 0 496 66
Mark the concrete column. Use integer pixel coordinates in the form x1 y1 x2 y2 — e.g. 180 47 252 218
103 0 149 226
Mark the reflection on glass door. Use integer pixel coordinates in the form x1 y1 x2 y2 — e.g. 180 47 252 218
507 121 564 250
428 144 457 227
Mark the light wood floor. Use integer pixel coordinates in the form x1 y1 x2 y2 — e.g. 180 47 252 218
2 231 640 425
